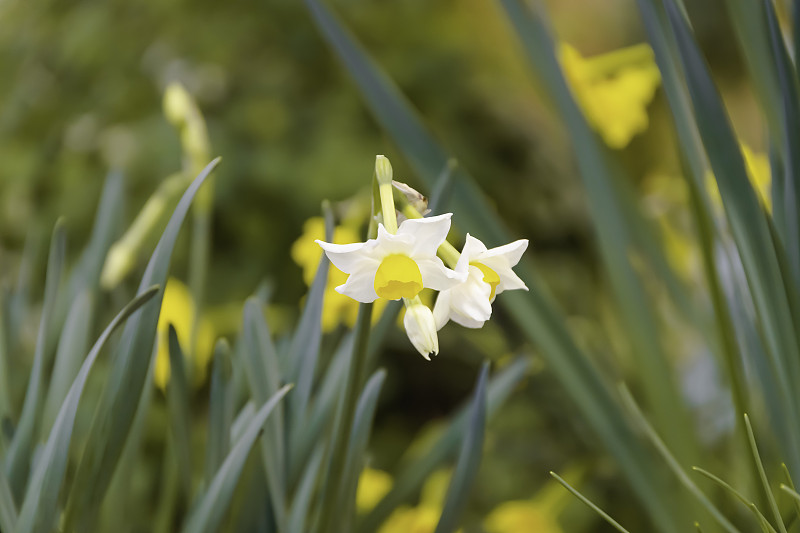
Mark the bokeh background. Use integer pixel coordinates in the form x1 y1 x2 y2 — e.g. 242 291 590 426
0 0 770 529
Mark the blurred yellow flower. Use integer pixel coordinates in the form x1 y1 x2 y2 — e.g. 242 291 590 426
484 467 584 533
377 470 460 533
155 277 215 390
357 468 393 514
707 144 771 212
291 216 386 332
560 43 661 149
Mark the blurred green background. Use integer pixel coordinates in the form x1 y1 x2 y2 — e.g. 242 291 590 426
0 0 769 529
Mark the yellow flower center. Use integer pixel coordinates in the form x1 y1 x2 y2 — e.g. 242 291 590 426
374 254 423 300
472 262 500 300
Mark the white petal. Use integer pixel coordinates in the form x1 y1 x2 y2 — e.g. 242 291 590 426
317 240 378 274
416 256 466 291
335 265 379 303
495 268 528 295
375 224 416 255
433 290 452 330
449 271 493 323
397 213 453 256
453 234 487 272
449 310 487 329
477 239 528 267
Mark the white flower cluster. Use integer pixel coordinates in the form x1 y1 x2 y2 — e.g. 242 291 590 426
316 156 528 359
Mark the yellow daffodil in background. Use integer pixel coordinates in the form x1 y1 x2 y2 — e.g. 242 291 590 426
377 470 461 533
291 217 367 332
707 144 771 212
155 277 216 389
484 467 585 533
560 43 661 149
356 468 394 514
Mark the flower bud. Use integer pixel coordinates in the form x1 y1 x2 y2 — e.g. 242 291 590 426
403 297 439 360
375 155 393 186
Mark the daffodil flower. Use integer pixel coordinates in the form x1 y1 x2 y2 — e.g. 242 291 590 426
433 234 528 329
316 213 465 303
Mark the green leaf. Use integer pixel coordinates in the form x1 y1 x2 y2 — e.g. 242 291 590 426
241 297 287 529
550 471 631 533
0 466 16 533
64 157 221 531
167 324 194 500
181 384 293 533
287 444 325 533
743 414 787 533
14 287 159 533
288 332 353 486
434 362 488 533
762 0 800 285
42 290 94 436
692 466 777 533
49 170 124 350
286 204 332 432
359 357 528 533
204 340 234 484
619 386 740 533
5 220 65 499
663 0 800 478
338 369 386 531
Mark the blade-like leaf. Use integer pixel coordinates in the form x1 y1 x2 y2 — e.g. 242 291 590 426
339 369 386 531
241 297 286 529
49 170 124 349
64 158 221 531
5 220 65 498
204 340 234 483
167 325 193 500
42 290 94 435
434 362 488 533
287 445 325 533
692 466 777 533
14 287 159 533
663 0 800 478
0 466 16 533
359 357 528 533
181 384 292 533
550 471 631 533
286 203 333 431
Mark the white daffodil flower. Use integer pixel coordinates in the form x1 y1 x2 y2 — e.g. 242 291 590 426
433 234 528 329
316 213 465 303
403 298 439 360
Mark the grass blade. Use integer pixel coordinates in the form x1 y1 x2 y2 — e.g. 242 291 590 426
434 362 488 533
42 290 94 436
743 414 787 533
204 340 234 484
167 325 194 500
241 297 287 529
181 384 293 533
64 157 221 531
663 0 800 477
4 220 65 499
0 466 16 533
287 444 325 533
286 203 332 432
619 386 740 533
692 466 777 533
14 286 159 533
338 369 387 531
359 357 528 533
550 471 631 533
